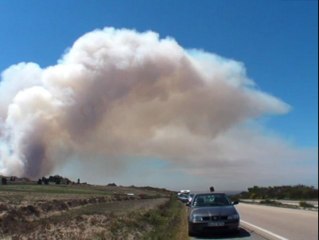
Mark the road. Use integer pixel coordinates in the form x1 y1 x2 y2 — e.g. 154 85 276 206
189 203 318 240
237 203 318 240
190 227 268 240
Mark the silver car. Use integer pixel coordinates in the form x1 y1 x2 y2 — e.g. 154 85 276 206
187 193 240 236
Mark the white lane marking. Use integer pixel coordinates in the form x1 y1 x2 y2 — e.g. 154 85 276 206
241 220 289 240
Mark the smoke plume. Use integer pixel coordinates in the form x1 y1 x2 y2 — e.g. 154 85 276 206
0 28 297 182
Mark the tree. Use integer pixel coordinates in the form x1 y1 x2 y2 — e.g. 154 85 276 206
1 177 7 185
42 177 49 185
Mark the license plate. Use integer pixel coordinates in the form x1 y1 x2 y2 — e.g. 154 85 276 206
208 221 225 227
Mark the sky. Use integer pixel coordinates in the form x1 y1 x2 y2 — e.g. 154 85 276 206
0 0 317 191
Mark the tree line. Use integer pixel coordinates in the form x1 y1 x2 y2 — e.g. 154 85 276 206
0 175 80 185
37 175 80 185
237 185 318 200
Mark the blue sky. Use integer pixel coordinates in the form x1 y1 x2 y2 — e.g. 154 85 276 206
0 0 317 190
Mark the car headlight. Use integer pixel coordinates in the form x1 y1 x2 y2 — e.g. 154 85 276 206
227 214 239 220
191 215 203 223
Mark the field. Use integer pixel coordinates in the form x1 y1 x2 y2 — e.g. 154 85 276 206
0 183 186 240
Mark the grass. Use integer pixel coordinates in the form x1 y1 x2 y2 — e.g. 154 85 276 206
141 195 188 240
0 184 171 200
87 195 188 240
0 184 111 195
244 199 318 210
0 183 175 239
259 199 284 206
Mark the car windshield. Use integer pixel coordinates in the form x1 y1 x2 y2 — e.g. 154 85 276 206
179 193 189 198
192 194 231 207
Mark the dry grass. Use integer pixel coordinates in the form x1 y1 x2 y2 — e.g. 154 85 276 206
0 183 171 239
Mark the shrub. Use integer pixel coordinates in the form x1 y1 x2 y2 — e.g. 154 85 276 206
299 201 314 208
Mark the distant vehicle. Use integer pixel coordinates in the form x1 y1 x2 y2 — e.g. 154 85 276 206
177 192 190 203
177 189 190 195
187 192 239 236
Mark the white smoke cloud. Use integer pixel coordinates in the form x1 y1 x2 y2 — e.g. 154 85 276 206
0 27 316 189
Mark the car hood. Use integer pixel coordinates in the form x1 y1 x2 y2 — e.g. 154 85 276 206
190 205 238 217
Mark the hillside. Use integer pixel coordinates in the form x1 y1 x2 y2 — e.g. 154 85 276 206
0 181 187 239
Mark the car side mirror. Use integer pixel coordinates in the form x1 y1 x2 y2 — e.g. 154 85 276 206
232 201 239 205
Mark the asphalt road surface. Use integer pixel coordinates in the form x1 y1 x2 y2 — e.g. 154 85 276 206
237 203 318 240
189 227 268 240
189 203 318 240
